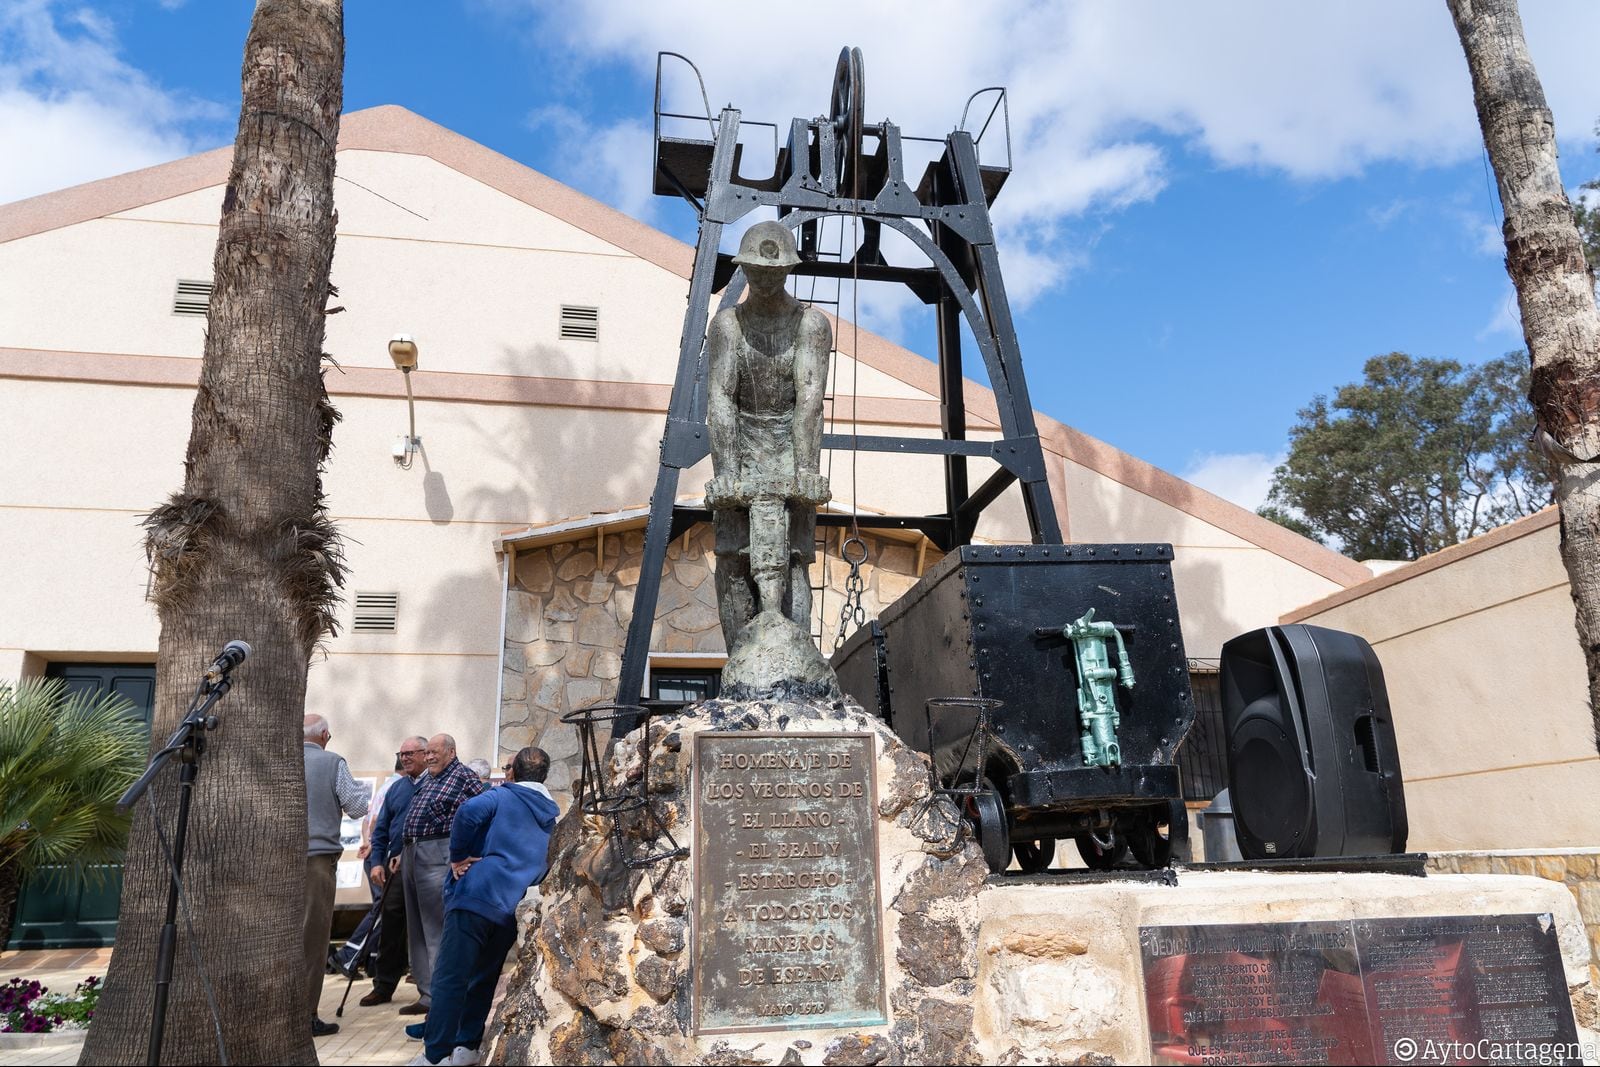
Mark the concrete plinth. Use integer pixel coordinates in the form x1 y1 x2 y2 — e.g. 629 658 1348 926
975 870 1599 1065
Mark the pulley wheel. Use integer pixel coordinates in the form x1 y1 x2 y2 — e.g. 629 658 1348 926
1012 837 1056 874
1074 829 1128 871
828 46 865 184
968 787 1011 874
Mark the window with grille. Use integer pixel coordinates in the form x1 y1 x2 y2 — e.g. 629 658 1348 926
559 305 599 341
172 279 213 317
1177 666 1227 801
352 591 399 634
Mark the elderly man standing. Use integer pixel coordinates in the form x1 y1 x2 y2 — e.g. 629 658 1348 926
304 713 369 1038
360 735 428 1006
400 733 483 1017
409 747 558 1067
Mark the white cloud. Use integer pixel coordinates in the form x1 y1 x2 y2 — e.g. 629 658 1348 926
0 1 224 205
1367 197 1418 229
1180 451 1284 512
1469 215 1506 258
484 1 1600 327
1479 285 1523 341
527 104 657 224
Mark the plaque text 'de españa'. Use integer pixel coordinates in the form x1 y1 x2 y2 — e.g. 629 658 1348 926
693 732 887 1035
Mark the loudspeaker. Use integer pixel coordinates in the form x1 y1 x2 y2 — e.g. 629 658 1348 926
1219 624 1407 860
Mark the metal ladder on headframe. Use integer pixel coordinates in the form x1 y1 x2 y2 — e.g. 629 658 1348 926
616 49 1062 710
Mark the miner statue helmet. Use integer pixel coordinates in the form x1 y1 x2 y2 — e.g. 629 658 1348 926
731 220 802 269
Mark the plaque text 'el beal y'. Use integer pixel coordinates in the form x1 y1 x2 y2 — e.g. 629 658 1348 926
693 732 887 1035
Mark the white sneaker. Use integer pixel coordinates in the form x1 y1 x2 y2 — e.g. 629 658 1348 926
450 1048 480 1066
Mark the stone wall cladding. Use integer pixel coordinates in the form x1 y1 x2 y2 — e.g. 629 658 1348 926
500 528 927 808
1428 849 1600 980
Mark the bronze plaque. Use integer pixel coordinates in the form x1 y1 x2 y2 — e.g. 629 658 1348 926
693 731 886 1035
1141 914 1581 1065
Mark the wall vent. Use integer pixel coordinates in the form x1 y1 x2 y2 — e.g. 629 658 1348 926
559 305 599 341
353 591 399 634
172 279 213 317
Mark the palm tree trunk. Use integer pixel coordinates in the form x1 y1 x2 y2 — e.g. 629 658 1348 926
1448 0 1600 743
80 2 345 1063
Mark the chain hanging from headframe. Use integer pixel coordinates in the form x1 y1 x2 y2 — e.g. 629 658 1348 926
832 48 868 651
834 534 868 645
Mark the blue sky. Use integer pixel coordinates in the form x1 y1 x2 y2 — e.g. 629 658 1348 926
6 0 1600 510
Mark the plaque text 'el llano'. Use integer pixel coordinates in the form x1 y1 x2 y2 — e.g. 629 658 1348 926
693 732 887 1035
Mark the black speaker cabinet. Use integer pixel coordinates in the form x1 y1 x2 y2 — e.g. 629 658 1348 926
1219 624 1407 860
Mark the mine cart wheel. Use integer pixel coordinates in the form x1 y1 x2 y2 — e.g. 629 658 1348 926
968 788 1012 874
1127 800 1189 869
1012 838 1055 874
1074 830 1129 871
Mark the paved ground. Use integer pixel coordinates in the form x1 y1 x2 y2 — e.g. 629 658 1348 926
0 947 438 1065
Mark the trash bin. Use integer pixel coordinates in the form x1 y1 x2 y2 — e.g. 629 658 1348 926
1198 788 1243 862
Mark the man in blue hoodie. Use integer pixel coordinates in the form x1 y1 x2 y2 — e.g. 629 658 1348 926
409 746 558 1067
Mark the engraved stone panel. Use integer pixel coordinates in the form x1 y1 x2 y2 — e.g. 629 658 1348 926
693 732 886 1035
1140 914 1581 1065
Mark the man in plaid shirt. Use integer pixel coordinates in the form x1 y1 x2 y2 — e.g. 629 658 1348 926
398 733 483 1017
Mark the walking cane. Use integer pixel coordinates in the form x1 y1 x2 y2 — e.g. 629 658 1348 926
335 867 397 1018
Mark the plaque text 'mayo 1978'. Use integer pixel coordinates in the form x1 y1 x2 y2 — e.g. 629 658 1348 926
693 732 886 1035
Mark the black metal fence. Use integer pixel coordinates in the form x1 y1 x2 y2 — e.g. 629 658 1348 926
1178 662 1227 801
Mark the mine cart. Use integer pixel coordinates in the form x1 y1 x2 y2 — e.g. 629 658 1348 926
832 542 1196 874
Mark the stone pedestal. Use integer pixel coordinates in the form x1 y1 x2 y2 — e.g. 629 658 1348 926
485 697 1600 1065
487 698 988 1065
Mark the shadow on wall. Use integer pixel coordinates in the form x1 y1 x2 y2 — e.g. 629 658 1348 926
1082 483 1245 660
394 339 660 537
317 340 655 772
420 457 454 524
462 341 661 523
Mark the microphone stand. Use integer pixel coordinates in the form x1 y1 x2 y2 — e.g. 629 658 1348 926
118 670 232 1067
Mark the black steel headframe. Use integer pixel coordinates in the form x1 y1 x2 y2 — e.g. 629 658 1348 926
617 50 1060 709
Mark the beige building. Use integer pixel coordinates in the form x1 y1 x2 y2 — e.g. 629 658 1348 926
1286 507 1600 851
17 103 1600 949
0 105 1363 808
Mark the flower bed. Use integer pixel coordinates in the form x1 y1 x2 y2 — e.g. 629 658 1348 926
1 975 100 1034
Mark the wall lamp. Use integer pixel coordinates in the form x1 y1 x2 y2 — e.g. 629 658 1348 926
389 334 421 469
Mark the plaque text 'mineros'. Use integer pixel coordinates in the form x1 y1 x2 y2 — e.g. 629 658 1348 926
693 732 886 1035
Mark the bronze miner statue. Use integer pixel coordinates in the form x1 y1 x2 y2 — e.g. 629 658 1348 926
706 221 841 699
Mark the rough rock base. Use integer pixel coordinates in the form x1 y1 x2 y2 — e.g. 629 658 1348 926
485 697 987 1065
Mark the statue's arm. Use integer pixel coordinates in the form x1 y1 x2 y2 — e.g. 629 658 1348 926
793 309 832 476
707 310 738 480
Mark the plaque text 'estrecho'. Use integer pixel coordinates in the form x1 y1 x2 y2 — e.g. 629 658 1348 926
693 732 886 1035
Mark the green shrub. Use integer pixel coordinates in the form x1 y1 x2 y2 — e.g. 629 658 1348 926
0 679 147 945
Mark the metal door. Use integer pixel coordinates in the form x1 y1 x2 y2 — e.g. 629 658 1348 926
7 663 155 948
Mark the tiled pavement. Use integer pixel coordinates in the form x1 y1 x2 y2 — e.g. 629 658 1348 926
0 948 435 1066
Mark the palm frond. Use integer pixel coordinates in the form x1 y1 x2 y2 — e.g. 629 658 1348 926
0 679 145 882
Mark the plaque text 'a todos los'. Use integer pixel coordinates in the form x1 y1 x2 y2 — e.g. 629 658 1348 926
693 732 887 1034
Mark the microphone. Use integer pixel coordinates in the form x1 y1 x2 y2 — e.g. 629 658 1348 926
204 640 252 684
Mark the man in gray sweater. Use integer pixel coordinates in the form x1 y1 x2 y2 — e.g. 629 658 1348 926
304 713 370 1037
